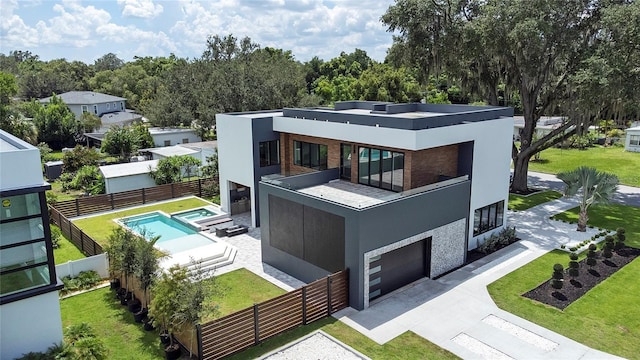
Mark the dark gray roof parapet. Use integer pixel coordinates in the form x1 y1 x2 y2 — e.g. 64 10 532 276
282 101 513 130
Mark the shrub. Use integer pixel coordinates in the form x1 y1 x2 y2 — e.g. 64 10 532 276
61 270 102 295
477 227 517 254
568 267 579 277
560 244 566 249
551 279 564 290
50 225 62 249
552 263 564 281
615 227 626 249
569 247 578 252
588 243 597 251
586 244 598 268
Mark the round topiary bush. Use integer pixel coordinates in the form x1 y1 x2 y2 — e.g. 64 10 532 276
569 247 578 252
553 263 564 272
603 248 613 259
586 257 597 267
568 267 579 277
552 263 564 280
551 279 564 290
589 243 597 251
569 252 579 261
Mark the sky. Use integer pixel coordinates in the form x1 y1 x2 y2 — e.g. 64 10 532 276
0 0 398 64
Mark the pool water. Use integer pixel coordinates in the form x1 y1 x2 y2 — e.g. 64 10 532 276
122 212 197 243
174 208 218 222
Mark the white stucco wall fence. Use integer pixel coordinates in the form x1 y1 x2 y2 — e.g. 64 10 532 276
55 253 109 279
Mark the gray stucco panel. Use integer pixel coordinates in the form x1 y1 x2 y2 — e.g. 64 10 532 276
430 218 467 277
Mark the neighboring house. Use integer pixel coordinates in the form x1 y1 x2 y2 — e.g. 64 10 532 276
39 91 142 132
513 115 565 141
217 101 513 310
146 141 217 164
0 130 63 359
625 126 640 153
148 127 201 147
99 160 159 194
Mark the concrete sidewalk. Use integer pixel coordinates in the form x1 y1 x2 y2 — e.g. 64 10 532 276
333 196 625 359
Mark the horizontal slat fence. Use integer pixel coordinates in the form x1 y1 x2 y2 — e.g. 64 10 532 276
51 207 103 256
48 178 217 256
197 270 348 360
52 178 215 218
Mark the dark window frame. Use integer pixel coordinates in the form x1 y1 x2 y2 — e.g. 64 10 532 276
259 139 280 167
473 200 505 236
358 146 404 192
293 140 327 170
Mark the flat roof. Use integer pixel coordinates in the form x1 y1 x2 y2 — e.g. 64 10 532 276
148 127 196 134
100 159 159 179
277 101 513 131
297 180 401 208
147 145 199 157
0 130 32 152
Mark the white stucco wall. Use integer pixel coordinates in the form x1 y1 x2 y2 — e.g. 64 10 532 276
0 291 63 360
625 128 640 153
150 130 201 147
104 174 157 194
216 114 256 220
0 132 46 191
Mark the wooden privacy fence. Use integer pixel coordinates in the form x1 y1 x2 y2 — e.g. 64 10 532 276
50 207 103 256
52 178 217 218
194 270 349 360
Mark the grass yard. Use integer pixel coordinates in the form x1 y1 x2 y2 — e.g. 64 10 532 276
54 236 86 264
60 287 164 360
72 197 212 246
227 317 459 360
210 268 287 319
488 204 640 359
508 190 562 211
528 145 640 187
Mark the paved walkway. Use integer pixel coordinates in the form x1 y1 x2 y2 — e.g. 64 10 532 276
333 194 629 359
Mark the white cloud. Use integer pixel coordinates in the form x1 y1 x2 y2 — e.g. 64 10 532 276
117 0 163 19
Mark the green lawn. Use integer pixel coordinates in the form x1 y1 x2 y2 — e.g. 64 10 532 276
54 236 86 265
228 317 459 360
528 145 640 187
488 204 640 359
211 268 287 318
72 198 212 245
60 287 164 360
508 190 562 211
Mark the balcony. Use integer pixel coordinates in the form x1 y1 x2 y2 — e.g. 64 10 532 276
261 169 469 210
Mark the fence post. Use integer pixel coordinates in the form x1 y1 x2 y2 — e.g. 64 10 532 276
196 324 203 360
92 233 97 256
198 178 202 197
142 188 146 204
75 199 80 217
110 193 114 210
302 287 307 325
327 275 333 315
171 183 175 198
253 303 259 345
80 230 85 253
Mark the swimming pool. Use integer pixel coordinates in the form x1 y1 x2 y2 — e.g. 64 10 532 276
119 212 216 254
174 208 218 222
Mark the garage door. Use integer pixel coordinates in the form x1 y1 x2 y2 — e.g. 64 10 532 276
368 238 431 301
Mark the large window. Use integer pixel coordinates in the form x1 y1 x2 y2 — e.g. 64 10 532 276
630 135 640 146
293 141 327 170
0 192 54 298
340 144 352 180
473 201 505 236
259 140 280 167
358 146 404 191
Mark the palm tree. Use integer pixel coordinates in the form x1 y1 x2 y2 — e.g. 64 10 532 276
557 166 619 232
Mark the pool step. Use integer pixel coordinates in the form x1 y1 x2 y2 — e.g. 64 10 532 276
160 242 237 274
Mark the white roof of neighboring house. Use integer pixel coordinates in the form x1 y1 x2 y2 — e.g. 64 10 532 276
513 116 565 129
147 145 199 157
40 91 125 104
182 140 218 150
100 111 143 125
100 160 158 179
626 126 640 133
148 127 196 135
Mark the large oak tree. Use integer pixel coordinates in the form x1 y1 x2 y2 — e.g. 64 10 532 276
382 0 635 192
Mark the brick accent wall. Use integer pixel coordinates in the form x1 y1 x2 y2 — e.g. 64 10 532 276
279 133 459 191
407 144 459 189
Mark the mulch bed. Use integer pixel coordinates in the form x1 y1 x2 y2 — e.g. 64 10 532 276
523 247 640 310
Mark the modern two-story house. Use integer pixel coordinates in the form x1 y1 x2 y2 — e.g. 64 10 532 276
0 130 63 359
217 102 513 310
